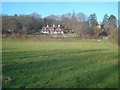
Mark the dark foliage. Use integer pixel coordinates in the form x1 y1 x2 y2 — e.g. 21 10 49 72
2 12 118 39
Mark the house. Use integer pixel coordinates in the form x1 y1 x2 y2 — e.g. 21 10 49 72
41 25 64 34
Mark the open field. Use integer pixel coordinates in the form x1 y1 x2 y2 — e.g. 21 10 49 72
2 38 118 88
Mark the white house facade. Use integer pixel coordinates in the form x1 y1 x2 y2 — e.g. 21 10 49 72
41 25 64 34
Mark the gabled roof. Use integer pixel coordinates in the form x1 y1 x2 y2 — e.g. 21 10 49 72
42 26 63 31
42 27 53 29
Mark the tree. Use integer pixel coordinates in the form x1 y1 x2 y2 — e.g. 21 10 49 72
108 15 117 28
61 13 72 30
71 10 77 30
102 14 117 35
109 27 118 44
102 14 109 25
14 14 17 16
16 22 23 33
77 12 86 22
107 15 118 42
88 13 98 36
102 14 109 34
89 13 97 28
29 12 41 18
71 10 84 36
43 18 47 26
2 14 43 35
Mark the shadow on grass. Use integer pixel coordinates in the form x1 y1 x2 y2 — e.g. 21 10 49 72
2 48 118 88
2 49 109 60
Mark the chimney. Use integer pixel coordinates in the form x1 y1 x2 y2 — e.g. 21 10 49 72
98 22 100 26
53 24 55 27
58 25 60 27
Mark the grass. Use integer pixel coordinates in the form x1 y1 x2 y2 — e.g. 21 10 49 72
2 38 118 88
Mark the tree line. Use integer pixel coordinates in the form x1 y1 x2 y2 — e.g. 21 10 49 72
2 11 118 39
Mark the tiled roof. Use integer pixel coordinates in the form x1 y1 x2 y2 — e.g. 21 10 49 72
42 26 63 31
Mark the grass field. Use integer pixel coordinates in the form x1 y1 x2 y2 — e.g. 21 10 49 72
2 38 118 88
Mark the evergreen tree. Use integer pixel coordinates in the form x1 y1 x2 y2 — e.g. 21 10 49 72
14 14 17 16
89 13 97 28
108 15 117 29
102 14 109 34
102 14 109 25
43 18 47 26
88 13 98 36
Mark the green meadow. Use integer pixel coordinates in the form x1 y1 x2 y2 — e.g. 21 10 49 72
2 38 118 88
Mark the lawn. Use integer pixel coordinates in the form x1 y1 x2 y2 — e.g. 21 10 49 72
2 38 118 88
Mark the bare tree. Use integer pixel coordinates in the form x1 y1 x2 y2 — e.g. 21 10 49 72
77 12 86 22
61 13 72 30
